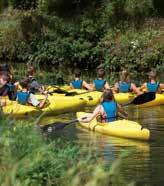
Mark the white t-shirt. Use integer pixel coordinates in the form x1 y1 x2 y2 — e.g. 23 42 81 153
28 93 40 106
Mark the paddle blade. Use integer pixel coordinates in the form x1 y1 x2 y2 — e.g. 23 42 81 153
123 92 156 106
41 117 86 133
131 92 156 105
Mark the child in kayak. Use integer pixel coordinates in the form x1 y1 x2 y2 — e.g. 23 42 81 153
80 89 128 123
70 68 92 90
93 68 110 91
113 70 141 94
16 79 48 108
140 70 164 93
26 66 45 94
0 74 17 100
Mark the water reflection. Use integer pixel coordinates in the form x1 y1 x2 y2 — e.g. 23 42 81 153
43 105 164 185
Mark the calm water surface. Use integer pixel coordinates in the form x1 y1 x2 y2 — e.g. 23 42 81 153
46 105 164 185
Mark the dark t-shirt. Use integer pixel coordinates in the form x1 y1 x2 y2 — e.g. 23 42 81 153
0 85 9 96
0 84 17 100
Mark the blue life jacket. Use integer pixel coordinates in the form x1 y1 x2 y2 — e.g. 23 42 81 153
94 79 106 91
118 82 131 93
17 91 30 105
147 82 160 93
101 101 117 122
71 79 83 89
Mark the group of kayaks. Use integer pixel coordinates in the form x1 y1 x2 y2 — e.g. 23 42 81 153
2 85 164 141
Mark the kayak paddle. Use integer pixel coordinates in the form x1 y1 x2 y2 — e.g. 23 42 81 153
41 117 87 133
122 92 156 106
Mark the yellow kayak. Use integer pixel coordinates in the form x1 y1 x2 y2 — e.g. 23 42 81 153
47 86 164 107
76 112 150 141
46 86 136 106
137 93 164 108
62 90 135 106
67 91 164 107
76 92 135 106
2 96 86 118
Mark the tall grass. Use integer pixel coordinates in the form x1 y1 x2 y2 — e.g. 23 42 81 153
0 115 135 186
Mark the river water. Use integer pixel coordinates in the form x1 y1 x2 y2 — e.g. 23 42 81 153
45 105 164 185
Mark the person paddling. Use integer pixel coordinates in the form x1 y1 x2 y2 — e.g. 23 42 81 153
80 89 128 123
16 79 48 109
114 70 141 94
93 68 110 91
140 70 164 93
70 68 92 90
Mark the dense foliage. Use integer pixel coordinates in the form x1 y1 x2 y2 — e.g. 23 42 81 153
0 0 163 76
0 115 133 185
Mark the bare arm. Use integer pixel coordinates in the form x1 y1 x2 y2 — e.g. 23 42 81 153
83 81 93 91
70 83 74 89
80 105 102 123
29 93 48 109
38 94 48 109
160 83 164 89
140 83 147 92
92 82 96 91
117 104 128 119
131 83 142 95
104 82 110 90
113 82 119 93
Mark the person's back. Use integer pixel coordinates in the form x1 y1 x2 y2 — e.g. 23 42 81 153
17 79 48 108
26 66 45 94
101 98 117 122
140 70 163 93
70 69 92 90
79 89 128 123
93 68 110 91
114 70 141 94
0 74 16 99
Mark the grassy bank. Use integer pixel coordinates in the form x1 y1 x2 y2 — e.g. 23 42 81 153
0 115 134 186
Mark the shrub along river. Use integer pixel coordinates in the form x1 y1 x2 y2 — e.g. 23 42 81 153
44 105 164 185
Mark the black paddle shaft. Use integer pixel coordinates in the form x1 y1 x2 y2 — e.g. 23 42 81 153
41 117 87 133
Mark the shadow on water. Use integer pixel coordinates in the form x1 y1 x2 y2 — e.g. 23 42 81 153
43 105 164 185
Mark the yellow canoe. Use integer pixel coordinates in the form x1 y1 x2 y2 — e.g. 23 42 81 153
1 96 86 119
76 112 150 141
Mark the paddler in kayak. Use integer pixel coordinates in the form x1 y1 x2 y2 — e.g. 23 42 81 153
16 79 48 108
0 73 17 100
113 70 141 94
80 89 128 123
26 66 45 94
140 70 164 93
70 68 92 90
93 68 110 91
